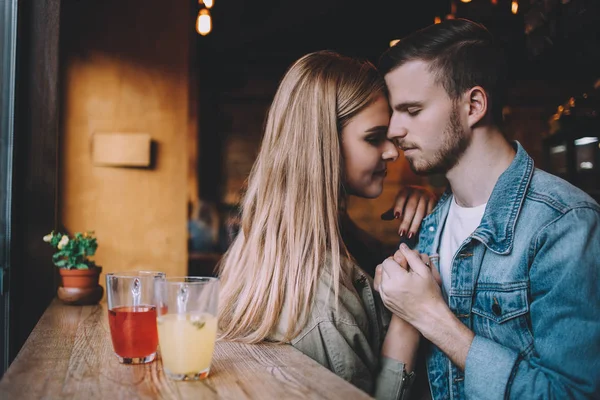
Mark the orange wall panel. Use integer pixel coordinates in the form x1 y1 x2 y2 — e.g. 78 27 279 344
60 1 193 282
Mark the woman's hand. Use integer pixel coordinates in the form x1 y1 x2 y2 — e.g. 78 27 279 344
378 256 422 370
381 185 437 239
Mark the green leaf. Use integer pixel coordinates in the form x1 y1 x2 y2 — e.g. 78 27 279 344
54 259 67 268
47 231 99 270
50 233 61 248
191 321 205 330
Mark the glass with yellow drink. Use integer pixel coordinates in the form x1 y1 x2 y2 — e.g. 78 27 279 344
155 277 219 380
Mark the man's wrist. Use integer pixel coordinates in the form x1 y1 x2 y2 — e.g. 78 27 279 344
410 299 451 338
414 302 475 370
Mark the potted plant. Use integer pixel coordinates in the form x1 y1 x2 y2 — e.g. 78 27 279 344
43 230 104 305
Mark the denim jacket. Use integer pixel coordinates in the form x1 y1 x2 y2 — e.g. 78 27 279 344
416 142 600 400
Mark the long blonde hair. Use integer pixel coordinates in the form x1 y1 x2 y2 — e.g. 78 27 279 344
217 51 386 343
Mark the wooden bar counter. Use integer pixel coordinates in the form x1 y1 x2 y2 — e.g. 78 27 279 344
0 299 371 399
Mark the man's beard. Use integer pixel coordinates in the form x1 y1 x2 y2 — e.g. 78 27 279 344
408 106 471 176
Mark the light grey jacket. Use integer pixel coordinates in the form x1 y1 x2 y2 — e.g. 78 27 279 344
270 259 409 399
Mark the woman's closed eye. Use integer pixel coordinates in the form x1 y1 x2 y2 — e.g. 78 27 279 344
364 126 388 145
365 134 385 144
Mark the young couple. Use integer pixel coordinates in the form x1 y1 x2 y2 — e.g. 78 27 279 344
218 19 600 400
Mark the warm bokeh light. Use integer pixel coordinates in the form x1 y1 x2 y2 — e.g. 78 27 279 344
434 16 442 24
525 24 534 34
460 0 472 3
196 9 212 36
204 0 214 9
389 39 400 47
511 1 519 14
491 0 498 4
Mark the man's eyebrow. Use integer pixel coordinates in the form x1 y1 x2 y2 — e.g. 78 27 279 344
365 125 388 134
393 101 423 112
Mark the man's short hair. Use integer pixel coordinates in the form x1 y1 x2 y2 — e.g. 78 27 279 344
379 19 507 125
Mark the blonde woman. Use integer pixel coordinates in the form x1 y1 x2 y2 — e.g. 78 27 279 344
218 51 433 399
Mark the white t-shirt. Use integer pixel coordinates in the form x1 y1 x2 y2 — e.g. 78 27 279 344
438 196 487 297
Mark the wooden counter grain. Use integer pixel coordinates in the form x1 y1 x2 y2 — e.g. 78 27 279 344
0 299 372 399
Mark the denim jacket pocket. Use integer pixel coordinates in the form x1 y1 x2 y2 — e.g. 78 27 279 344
471 283 534 354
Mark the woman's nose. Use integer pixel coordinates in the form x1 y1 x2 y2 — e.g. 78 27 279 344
382 141 399 162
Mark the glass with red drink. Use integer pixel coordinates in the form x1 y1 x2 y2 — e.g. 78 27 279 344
106 271 166 364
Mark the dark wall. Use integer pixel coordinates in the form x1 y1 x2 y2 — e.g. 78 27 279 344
192 0 600 249
9 0 61 361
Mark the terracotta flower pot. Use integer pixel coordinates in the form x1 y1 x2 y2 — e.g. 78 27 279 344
57 267 104 305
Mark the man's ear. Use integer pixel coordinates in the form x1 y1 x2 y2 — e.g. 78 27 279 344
465 86 488 128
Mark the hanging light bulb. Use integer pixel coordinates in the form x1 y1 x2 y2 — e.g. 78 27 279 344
196 9 212 36
460 0 472 3
204 0 214 8
511 0 519 14
434 16 442 24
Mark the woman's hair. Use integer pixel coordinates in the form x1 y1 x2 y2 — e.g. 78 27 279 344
217 50 386 343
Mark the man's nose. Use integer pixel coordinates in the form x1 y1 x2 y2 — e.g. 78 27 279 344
387 113 407 141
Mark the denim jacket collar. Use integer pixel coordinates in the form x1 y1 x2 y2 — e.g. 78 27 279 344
473 141 533 254
424 141 533 255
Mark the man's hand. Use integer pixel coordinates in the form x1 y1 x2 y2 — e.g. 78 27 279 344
381 185 437 239
374 247 440 291
377 244 444 324
377 243 475 370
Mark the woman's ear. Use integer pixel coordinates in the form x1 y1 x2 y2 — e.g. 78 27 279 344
465 86 488 128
